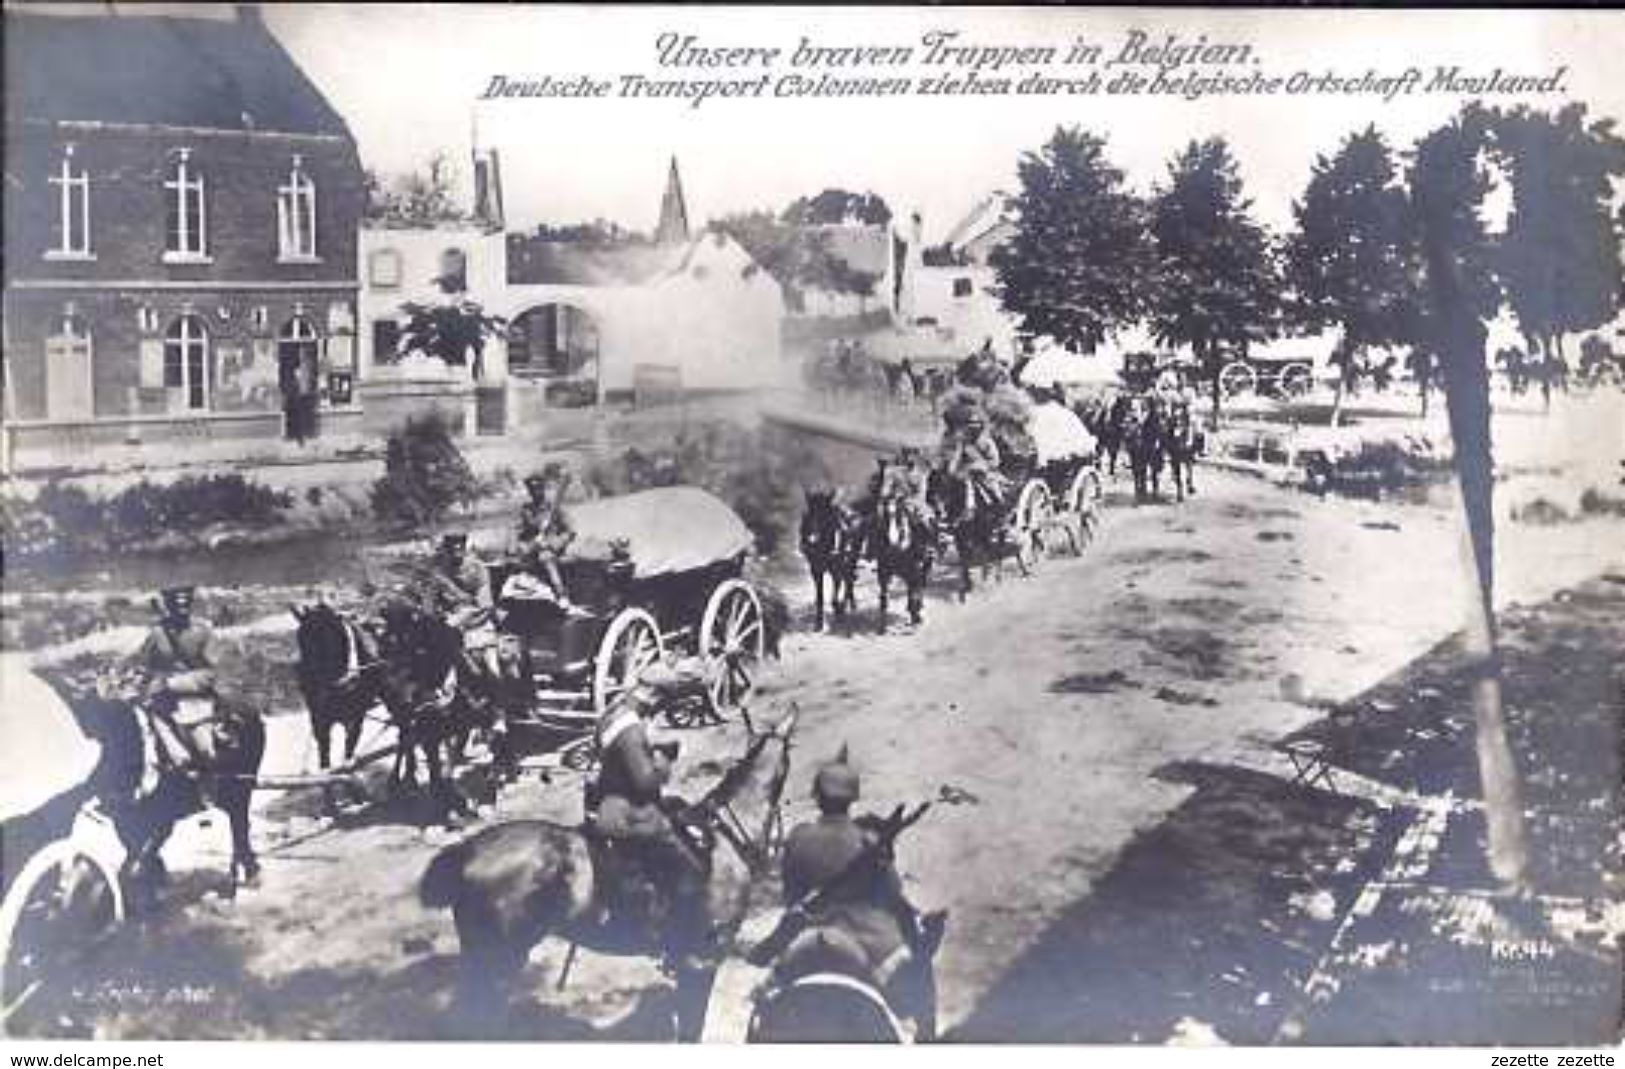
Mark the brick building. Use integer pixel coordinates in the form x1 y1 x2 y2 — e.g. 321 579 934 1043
2 5 365 467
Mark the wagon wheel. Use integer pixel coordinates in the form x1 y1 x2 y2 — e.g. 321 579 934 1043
1280 363 1314 399
1066 465 1104 553
592 607 665 717
0 839 123 1033
699 578 765 714
1011 480 1050 572
1218 361 1257 398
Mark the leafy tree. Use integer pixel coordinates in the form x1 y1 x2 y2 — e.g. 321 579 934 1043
782 189 893 227
1285 127 1425 423
365 153 466 226
1409 104 1527 887
1488 103 1625 410
990 126 1151 358
399 299 506 380
712 211 879 311
1146 138 1281 422
527 219 650 247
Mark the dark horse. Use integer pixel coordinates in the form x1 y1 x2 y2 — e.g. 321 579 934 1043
800 489 863 631
291 602 383 808
44 669 266 903
1094 391 1134 478
370 598 485 822
419 709 799 1041
1160 398 1202 503
1122 395 1166 503
869 467 934 633
925 466 1026 598
294 599 478 822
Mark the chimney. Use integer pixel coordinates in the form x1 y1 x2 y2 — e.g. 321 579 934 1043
472 148 505 233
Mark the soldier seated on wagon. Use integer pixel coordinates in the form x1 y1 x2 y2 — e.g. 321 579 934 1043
511 463 587 616
939 402 1009 517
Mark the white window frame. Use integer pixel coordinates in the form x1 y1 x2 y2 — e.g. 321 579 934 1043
163 149 210 262
46 146 93 260
164 314 210 410
277 155 319 262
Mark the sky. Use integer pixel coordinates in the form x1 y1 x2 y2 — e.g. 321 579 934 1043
264 5 1625 241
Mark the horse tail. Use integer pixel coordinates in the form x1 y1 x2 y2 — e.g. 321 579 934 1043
419 838 471 908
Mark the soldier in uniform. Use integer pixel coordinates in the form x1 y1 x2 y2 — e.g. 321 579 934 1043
425 532 491 626
589 662 713 972
763 751 932 1006
515 464 582 613
127 585 220 771
941 405 1007 518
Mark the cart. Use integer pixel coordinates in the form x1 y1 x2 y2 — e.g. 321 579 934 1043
0 657 126 1035
1018 399 1105 558
478 486 768 771
1217 352 1316 400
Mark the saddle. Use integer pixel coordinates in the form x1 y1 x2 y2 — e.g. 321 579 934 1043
581 797 714 940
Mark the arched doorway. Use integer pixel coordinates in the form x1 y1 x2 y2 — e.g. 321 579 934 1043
278 316 320 441
508 303 600 406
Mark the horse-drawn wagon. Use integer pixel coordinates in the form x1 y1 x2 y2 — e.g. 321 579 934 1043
474 486 768 770
1218 351 1317 400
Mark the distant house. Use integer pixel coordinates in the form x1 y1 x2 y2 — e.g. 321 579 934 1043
358 155 785 435
2 4 365 466
886 195 1019 362
499 158 784 415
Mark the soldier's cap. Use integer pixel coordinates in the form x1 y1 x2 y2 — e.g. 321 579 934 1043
813 745 860 805
159 585 196 610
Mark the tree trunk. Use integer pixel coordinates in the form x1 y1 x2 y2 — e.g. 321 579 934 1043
1330 373 1347 429
1424 231 1529 890
1203 341 1223 430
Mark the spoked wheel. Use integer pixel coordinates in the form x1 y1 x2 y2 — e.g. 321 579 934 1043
1218 361 1257 399
699 578 765 714
1011 480 1051 572
1067 466 1104 552
592 607 665 717
0 839 124 1035
1279 362 1314 399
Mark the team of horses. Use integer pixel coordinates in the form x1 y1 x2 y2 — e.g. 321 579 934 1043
802 365 1207 634
1074 389 1204 505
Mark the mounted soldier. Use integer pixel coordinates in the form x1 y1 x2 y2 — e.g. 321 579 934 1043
748 749 946 1038
113 585 266 892
585 662 715 974
126 586 220 776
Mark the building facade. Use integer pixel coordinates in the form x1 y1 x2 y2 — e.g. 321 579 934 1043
3 6 365 466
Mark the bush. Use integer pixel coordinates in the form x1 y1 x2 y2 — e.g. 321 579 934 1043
1 475 293 563
370 411 479 528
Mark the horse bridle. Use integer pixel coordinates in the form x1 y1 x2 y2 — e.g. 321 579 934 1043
688 727 792 876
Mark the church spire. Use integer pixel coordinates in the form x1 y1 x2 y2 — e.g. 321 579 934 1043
655 155 690 245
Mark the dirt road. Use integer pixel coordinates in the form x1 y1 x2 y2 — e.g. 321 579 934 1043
32 467 1623 1041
